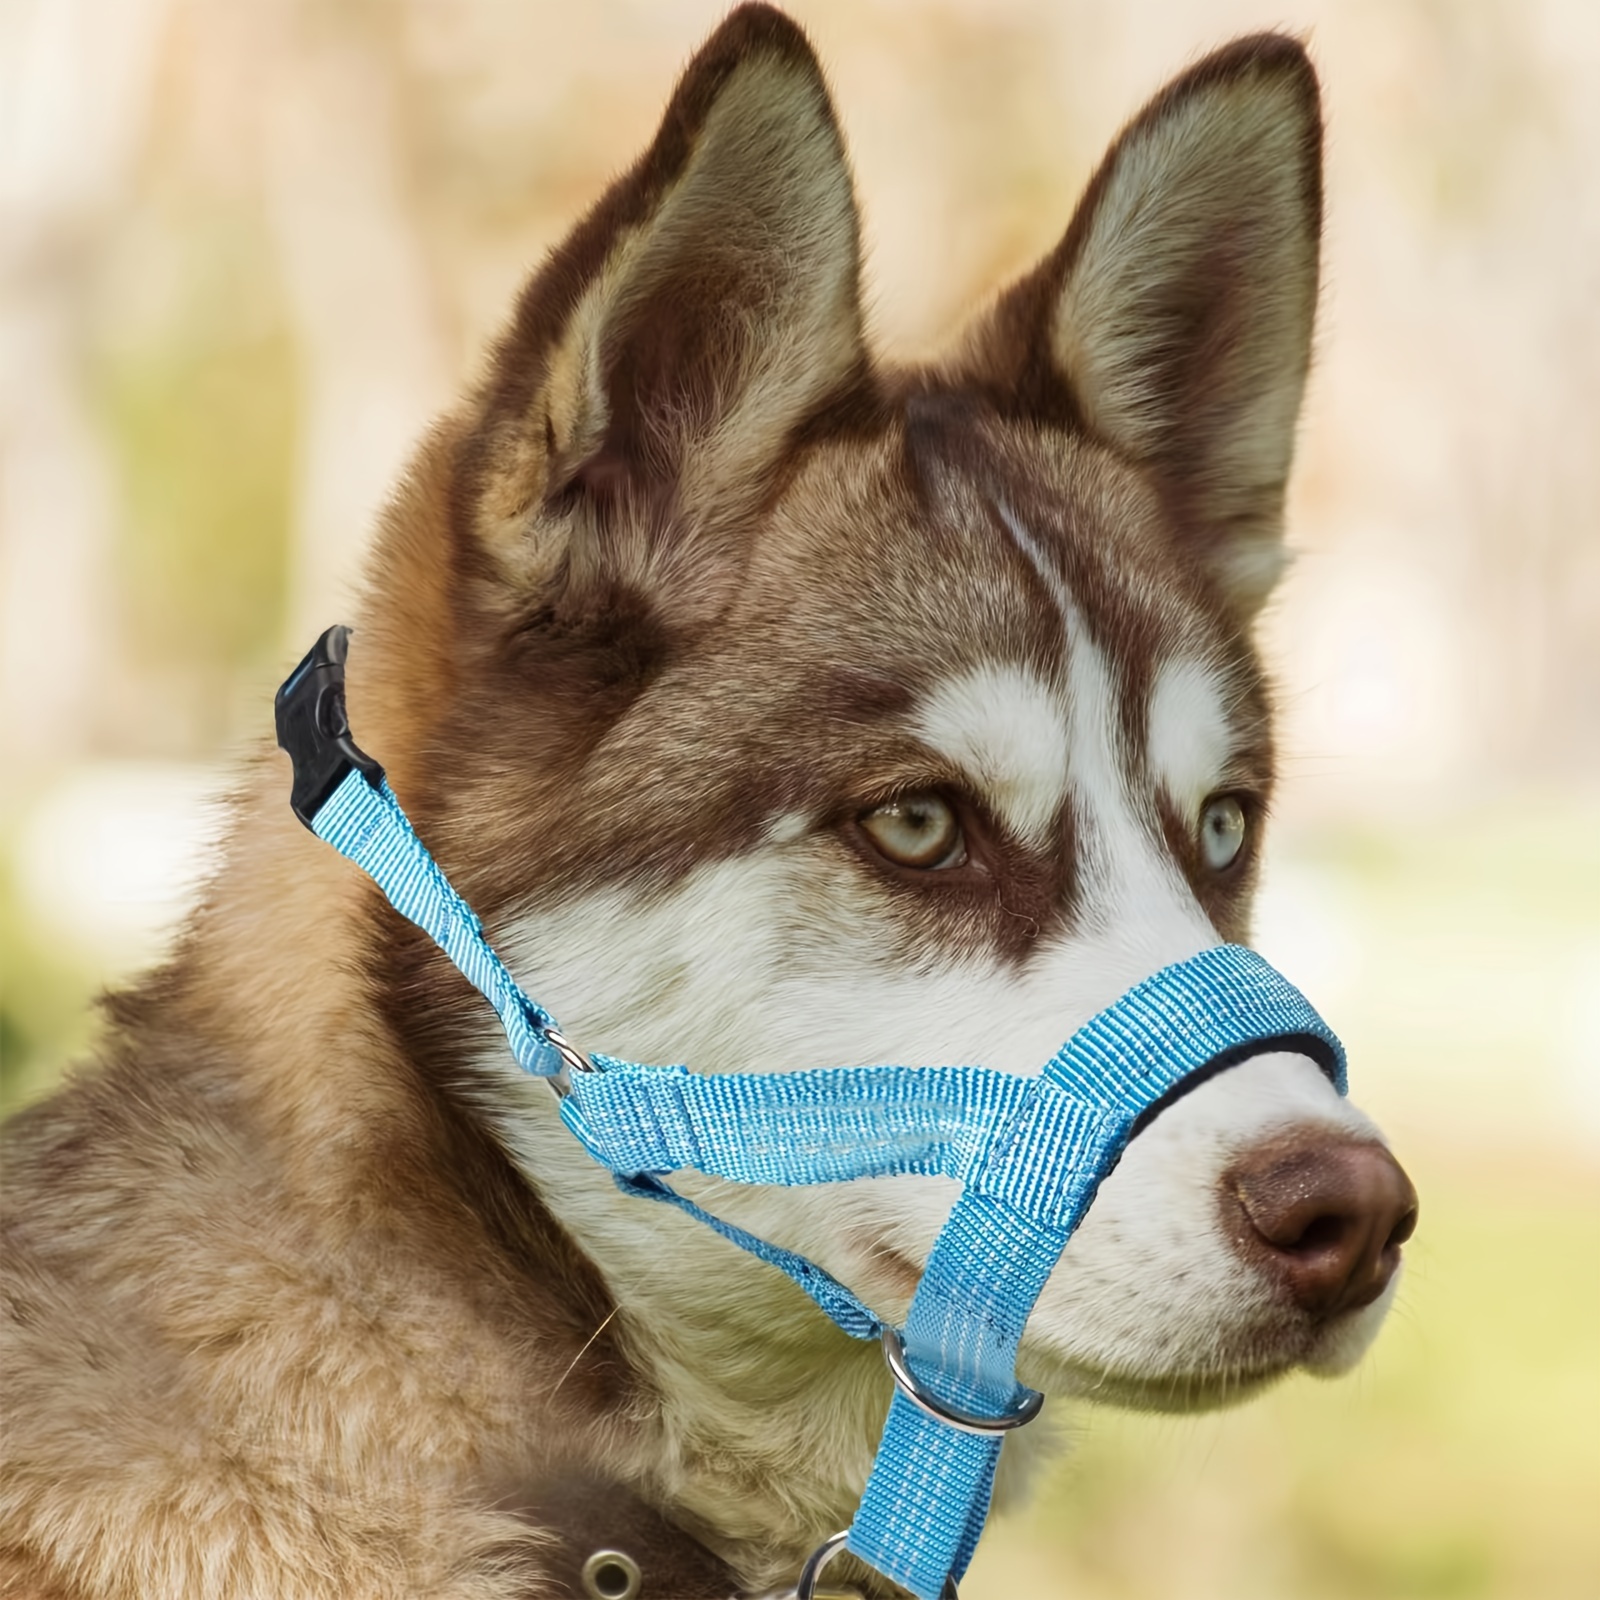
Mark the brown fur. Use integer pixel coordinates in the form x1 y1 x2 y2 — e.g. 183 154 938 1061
1 9 1325 1596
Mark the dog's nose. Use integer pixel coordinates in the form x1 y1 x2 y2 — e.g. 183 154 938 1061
1226 1133 1418 1320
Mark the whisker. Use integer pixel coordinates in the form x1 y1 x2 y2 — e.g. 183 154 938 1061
546 1306 622 1401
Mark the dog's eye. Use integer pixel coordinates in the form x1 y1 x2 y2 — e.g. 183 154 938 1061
858 793 967 870
1199 795 1248 872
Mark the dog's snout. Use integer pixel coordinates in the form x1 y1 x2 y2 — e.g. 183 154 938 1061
1226 1133 1418 1320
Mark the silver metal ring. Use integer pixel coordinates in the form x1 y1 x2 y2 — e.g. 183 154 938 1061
543 1025 595 1076
580 1548 641 1600
880 1326 1044 1437
795 1530 955 1600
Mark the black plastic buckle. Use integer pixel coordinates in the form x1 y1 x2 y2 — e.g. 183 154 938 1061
275 625 386 830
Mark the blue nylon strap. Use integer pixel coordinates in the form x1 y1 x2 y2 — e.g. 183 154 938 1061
312 770 565 1079
299 762 1349 1600
853 1196 1064 1589
557 952 1341 1209
560 1061 1036 1190
609 1169 883 1340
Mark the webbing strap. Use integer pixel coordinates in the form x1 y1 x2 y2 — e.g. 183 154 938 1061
854 1195 1060 1588
313 771 564 1079
300 764 1347 1600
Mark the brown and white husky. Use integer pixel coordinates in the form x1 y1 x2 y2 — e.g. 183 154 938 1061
0 8 1416 1597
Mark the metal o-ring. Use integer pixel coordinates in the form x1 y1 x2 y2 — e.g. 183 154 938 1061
540 1025 594 1102
544 1025 595 1076
796 1530 957 1600
880 1326 1044 1437
580 1549 641 1600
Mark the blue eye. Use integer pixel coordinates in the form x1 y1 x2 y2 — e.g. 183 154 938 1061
1200 796 1247 871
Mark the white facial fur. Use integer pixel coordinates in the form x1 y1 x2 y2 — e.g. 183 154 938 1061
1148 656 1237 814
468 611 1390 1548
913 663 1070 848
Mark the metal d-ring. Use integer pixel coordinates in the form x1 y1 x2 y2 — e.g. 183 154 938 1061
880 1326 1044 1437
794 1530 955 1600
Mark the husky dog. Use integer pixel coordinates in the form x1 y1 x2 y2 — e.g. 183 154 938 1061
1 8 1416 1597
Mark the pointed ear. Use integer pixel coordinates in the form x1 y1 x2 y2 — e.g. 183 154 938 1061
959 35 1322 619
464 5 863 608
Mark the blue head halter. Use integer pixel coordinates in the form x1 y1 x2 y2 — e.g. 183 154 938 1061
277 626 1346 1600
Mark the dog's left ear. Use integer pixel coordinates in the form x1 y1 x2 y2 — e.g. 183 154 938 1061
464 5 863 614
957 35 1322 620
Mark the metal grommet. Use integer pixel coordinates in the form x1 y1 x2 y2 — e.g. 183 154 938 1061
795 1530 955 1600
581 1548 642 1600
880 1326 1044 1437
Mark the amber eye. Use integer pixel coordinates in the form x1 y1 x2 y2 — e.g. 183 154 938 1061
858 793 967 870
1199 795 1248 872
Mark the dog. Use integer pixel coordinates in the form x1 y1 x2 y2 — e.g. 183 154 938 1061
0 8 1417 1597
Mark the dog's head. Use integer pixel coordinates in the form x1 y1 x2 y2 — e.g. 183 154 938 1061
351 1 1413 1479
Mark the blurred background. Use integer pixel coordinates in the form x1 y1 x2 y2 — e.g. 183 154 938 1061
1 1 1595 1595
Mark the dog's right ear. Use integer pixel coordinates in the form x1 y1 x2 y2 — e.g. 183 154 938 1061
461 5 863 618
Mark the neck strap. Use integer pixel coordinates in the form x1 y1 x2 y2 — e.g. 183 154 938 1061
277 627 1345 1600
